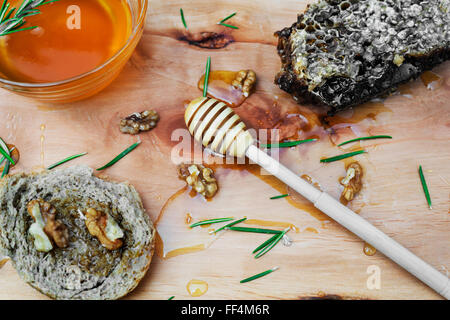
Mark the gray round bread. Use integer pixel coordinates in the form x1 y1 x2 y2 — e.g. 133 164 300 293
0 166 155 300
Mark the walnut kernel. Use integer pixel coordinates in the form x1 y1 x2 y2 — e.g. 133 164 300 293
120 110 160 135
178 164 219 199
232 70 256 97
27 199 69 251
83 208 124 250
340 162 363 202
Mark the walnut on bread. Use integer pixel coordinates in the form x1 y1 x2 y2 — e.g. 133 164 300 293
27 199 69 252
83 208 124 250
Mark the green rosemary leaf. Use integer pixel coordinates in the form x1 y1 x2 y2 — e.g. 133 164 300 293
240 267 279 284
0 0 58 37
219 12 236 23
180 8 187 29
320 150 366 163
203 56 211 97
47 152 87 170
97 141 141 171
262 139 317 148
0 1 8 22
218 22 238 29
168 296 175 300
190 217 234 229
0 141 14 165
211 217 247 234
226 226 282 235
3 8 16 22
338 135 393 147
252 233 279 254
0 24 35 35
0 146 14 167
254 228 289 259
1 159 10 178
418 166 432 210
270 194 289 200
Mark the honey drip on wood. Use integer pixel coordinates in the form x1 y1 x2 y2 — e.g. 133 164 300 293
0 258 9 269
420 71 442 90
209 163 330 222
186 279 209 297
363 243 377 256
198 70 249 107
40 124 45 167
155 187 216 260
323 101 392 128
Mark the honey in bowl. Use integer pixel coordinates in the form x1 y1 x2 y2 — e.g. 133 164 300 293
0 0 132 83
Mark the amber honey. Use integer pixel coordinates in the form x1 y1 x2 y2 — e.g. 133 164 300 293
0 0 132 83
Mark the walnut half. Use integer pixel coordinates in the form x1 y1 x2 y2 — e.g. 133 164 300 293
340 162 363 202
232 70 256 97
27 199 69 252
120 110 160 135
178 164 218 199
83 208 124 250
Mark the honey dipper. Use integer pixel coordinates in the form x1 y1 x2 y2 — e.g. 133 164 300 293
185 97 450 299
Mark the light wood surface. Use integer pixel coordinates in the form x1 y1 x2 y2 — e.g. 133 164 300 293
0 0 449 300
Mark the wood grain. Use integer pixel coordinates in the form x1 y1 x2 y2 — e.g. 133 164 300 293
0 0 449 300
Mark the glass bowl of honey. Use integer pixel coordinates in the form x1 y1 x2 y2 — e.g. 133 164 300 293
0 0 148 103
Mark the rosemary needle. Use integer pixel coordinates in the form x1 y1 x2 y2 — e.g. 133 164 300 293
190 217 234 229
252 233 279 254
0 139 14 165
338 135 393 147
203 56 211 97
262 139 317 149
47 152 87 170
270 194 289 200
219 12 236 23
211 217 247 234
320 150 366 163
240 267 279 284
97 141 141 171
254 228 289 259
179 8 187 29
1 159 10 178
226 226 282 235
419 165 432 209
0 0 60 37
218 22 238 29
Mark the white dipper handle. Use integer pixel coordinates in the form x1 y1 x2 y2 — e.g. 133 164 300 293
246 144 450 299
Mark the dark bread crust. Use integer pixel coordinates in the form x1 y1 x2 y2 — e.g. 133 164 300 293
0 166 155 300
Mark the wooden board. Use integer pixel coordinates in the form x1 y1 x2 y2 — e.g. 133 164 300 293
0 0 449 300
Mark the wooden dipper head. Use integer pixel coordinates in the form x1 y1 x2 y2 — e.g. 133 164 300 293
185 97 254 157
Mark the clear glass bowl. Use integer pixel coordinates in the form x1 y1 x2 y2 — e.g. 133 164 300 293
0 0 148 103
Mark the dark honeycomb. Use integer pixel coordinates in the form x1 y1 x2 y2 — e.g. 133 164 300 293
275 0 450 114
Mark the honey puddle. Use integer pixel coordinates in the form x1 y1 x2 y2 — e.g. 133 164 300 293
186 279 209 297
155 187 220 260
198 70 250 107
420 71 443 91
